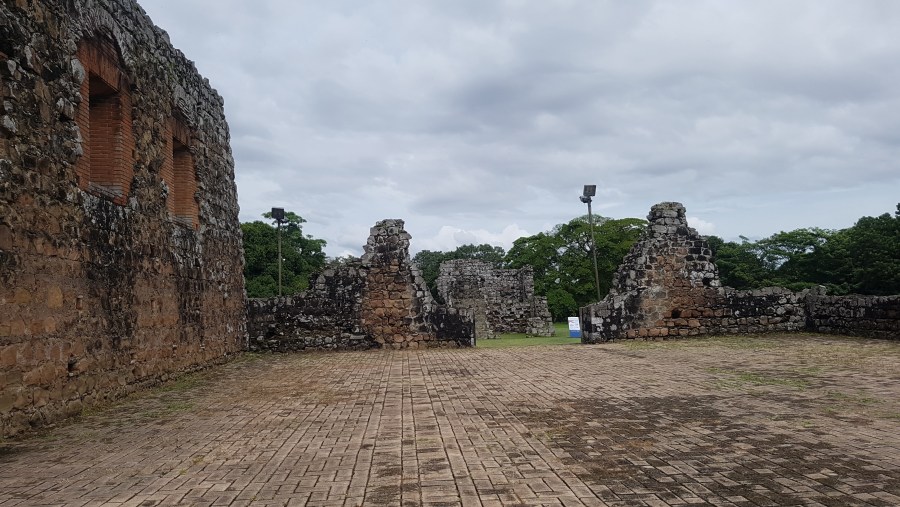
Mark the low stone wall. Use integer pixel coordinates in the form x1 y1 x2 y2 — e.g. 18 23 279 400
247 220 475 351
806 292 900 339
247 264 370 352
583 285 808 342
580 202 898 342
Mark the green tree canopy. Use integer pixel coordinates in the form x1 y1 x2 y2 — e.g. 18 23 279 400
844 204 900 295
710 204 899 296
505 215 646 321
241 211 327 298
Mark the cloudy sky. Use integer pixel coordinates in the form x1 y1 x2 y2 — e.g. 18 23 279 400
139 0 900 257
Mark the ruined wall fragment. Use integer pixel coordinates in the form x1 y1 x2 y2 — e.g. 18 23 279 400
805 290 900 339
0 0 245 437
247 263 370 351
437 259 554 339
580 202 900 342
580 203 806 342
247 220 474 351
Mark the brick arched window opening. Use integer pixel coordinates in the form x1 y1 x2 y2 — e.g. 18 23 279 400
163 114 199 229
75 37 134 204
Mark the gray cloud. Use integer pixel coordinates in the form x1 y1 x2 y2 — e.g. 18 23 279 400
140 0 900 255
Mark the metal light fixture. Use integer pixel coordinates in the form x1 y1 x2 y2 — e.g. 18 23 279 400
579 185 602 302
271 207 285 297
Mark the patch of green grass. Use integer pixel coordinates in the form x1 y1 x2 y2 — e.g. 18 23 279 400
705 367 809 389
553 322 570 336
156 374 203 393
826 390 879 405
478 332 581 349
235 351 265 363
474 321 581 348
140 401 195 420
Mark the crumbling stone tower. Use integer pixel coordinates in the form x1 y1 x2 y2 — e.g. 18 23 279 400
580 202 806 342
0 0 245 436
360 219 454 348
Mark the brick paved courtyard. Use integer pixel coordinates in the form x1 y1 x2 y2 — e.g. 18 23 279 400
2 334 899 506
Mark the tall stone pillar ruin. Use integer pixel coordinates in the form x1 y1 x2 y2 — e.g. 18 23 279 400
360 220 457 348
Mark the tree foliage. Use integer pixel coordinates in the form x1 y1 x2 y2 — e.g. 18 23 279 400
241 211 327 298
505 216 646 321
710 204 900 295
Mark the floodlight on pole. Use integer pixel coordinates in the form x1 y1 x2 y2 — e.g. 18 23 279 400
271 207 285 297
579 185 602 302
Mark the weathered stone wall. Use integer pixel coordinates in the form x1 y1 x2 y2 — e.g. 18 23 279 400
581 202 899 342
580 203 807 342
247 220 474 351
805 291 900 339
437 259 554 339
1 0 245 437
246 263 369 352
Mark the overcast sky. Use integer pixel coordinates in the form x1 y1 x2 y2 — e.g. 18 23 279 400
139 0 900 257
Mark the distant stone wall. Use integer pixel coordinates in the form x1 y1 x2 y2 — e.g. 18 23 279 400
437 259 554 339
247 220 475 351
805 291 900 339
1 0 245 437
581 203 807 342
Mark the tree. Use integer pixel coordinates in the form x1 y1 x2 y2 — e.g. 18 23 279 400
505 215 645 321
845 204 900 295
708 236 769 289
412 249 450 299
241 211 326 298
709 204 900 296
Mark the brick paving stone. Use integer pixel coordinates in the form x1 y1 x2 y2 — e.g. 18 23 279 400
1 335 899 506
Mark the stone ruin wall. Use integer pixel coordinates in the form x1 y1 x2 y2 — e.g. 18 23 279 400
805 292 900 340
581 202 899 342
437 259 554 339
1 0 246 437
247 220 474 351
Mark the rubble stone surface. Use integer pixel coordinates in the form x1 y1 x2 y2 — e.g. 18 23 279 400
0 0 245 437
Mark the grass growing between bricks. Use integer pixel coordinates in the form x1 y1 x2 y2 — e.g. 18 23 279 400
621 334 787 350
704 366 811 389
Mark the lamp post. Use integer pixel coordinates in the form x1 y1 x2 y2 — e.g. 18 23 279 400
271 207 285 297
579 185 602 302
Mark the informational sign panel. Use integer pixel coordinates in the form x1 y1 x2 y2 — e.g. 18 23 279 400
567 317 581 338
